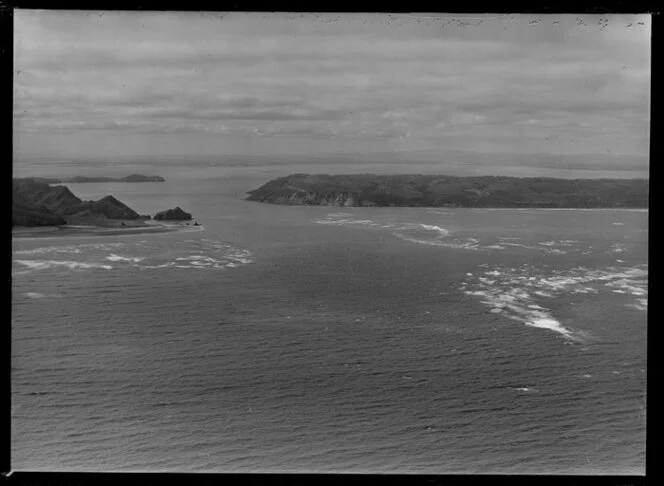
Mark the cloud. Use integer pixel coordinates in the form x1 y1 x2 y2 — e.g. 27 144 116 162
13 12 651 157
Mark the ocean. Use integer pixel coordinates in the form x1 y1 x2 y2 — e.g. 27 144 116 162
11 158 648 474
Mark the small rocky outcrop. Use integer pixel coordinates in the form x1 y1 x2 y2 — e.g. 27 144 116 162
153 206 192 221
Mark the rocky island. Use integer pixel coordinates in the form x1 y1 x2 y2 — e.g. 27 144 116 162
247 174 649 208
26 174 166 184
154 207 192 221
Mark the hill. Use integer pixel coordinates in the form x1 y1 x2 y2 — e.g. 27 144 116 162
246 174 649 208
12 178 142 227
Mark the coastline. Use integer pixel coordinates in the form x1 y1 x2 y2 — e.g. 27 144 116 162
12 219 202 239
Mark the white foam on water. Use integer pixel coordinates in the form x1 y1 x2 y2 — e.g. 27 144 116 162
392 232 480 251
24 292 62 299
14 260 113 271
609 244 627 253
313 217 385 228
612 222 625 226
395 223 450 238
463 284 577 340
526 318 573 338
462 262 649 340
139 263 176 269
137 239 255 271
106 254 145 263
314 215 592 255
314 215 479 250
503 242 534 249
13 242 125 256
512 387 538 393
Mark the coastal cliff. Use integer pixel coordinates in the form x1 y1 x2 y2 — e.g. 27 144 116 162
246 174 649 208
12 178 142 227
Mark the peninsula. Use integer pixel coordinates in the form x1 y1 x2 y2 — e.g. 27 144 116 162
13 178 143 227
12 178 197 239
246 174 648 208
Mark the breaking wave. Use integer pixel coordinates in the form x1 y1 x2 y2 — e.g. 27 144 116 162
14 242 125 255
106 254 145 263
312 213 630 256
23 292 63 299
13 238 254 274
462 263 648 340
14 260 114 271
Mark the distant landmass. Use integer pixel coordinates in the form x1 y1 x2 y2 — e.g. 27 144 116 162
12 178 144 227
247 174 649 208
25 174 165 184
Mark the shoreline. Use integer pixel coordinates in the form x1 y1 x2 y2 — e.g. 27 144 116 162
12 220 202 239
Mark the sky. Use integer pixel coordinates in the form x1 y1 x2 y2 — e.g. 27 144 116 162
13 11 651 161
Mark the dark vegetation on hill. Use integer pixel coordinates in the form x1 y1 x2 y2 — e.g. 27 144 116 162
246 174 649 208
24 174 165 184
12 178 142 227
154 207 192 221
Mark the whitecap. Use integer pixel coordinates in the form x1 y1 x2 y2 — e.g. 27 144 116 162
106 254 145 263
14 260 113 271
393 233 480 250
526 317 573 338
25 292 45 299
13 242 124 255
24 292 62 299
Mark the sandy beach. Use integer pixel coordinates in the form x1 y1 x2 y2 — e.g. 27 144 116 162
12 219 203 239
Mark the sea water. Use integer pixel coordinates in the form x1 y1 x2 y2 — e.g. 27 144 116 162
11 159 647 474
